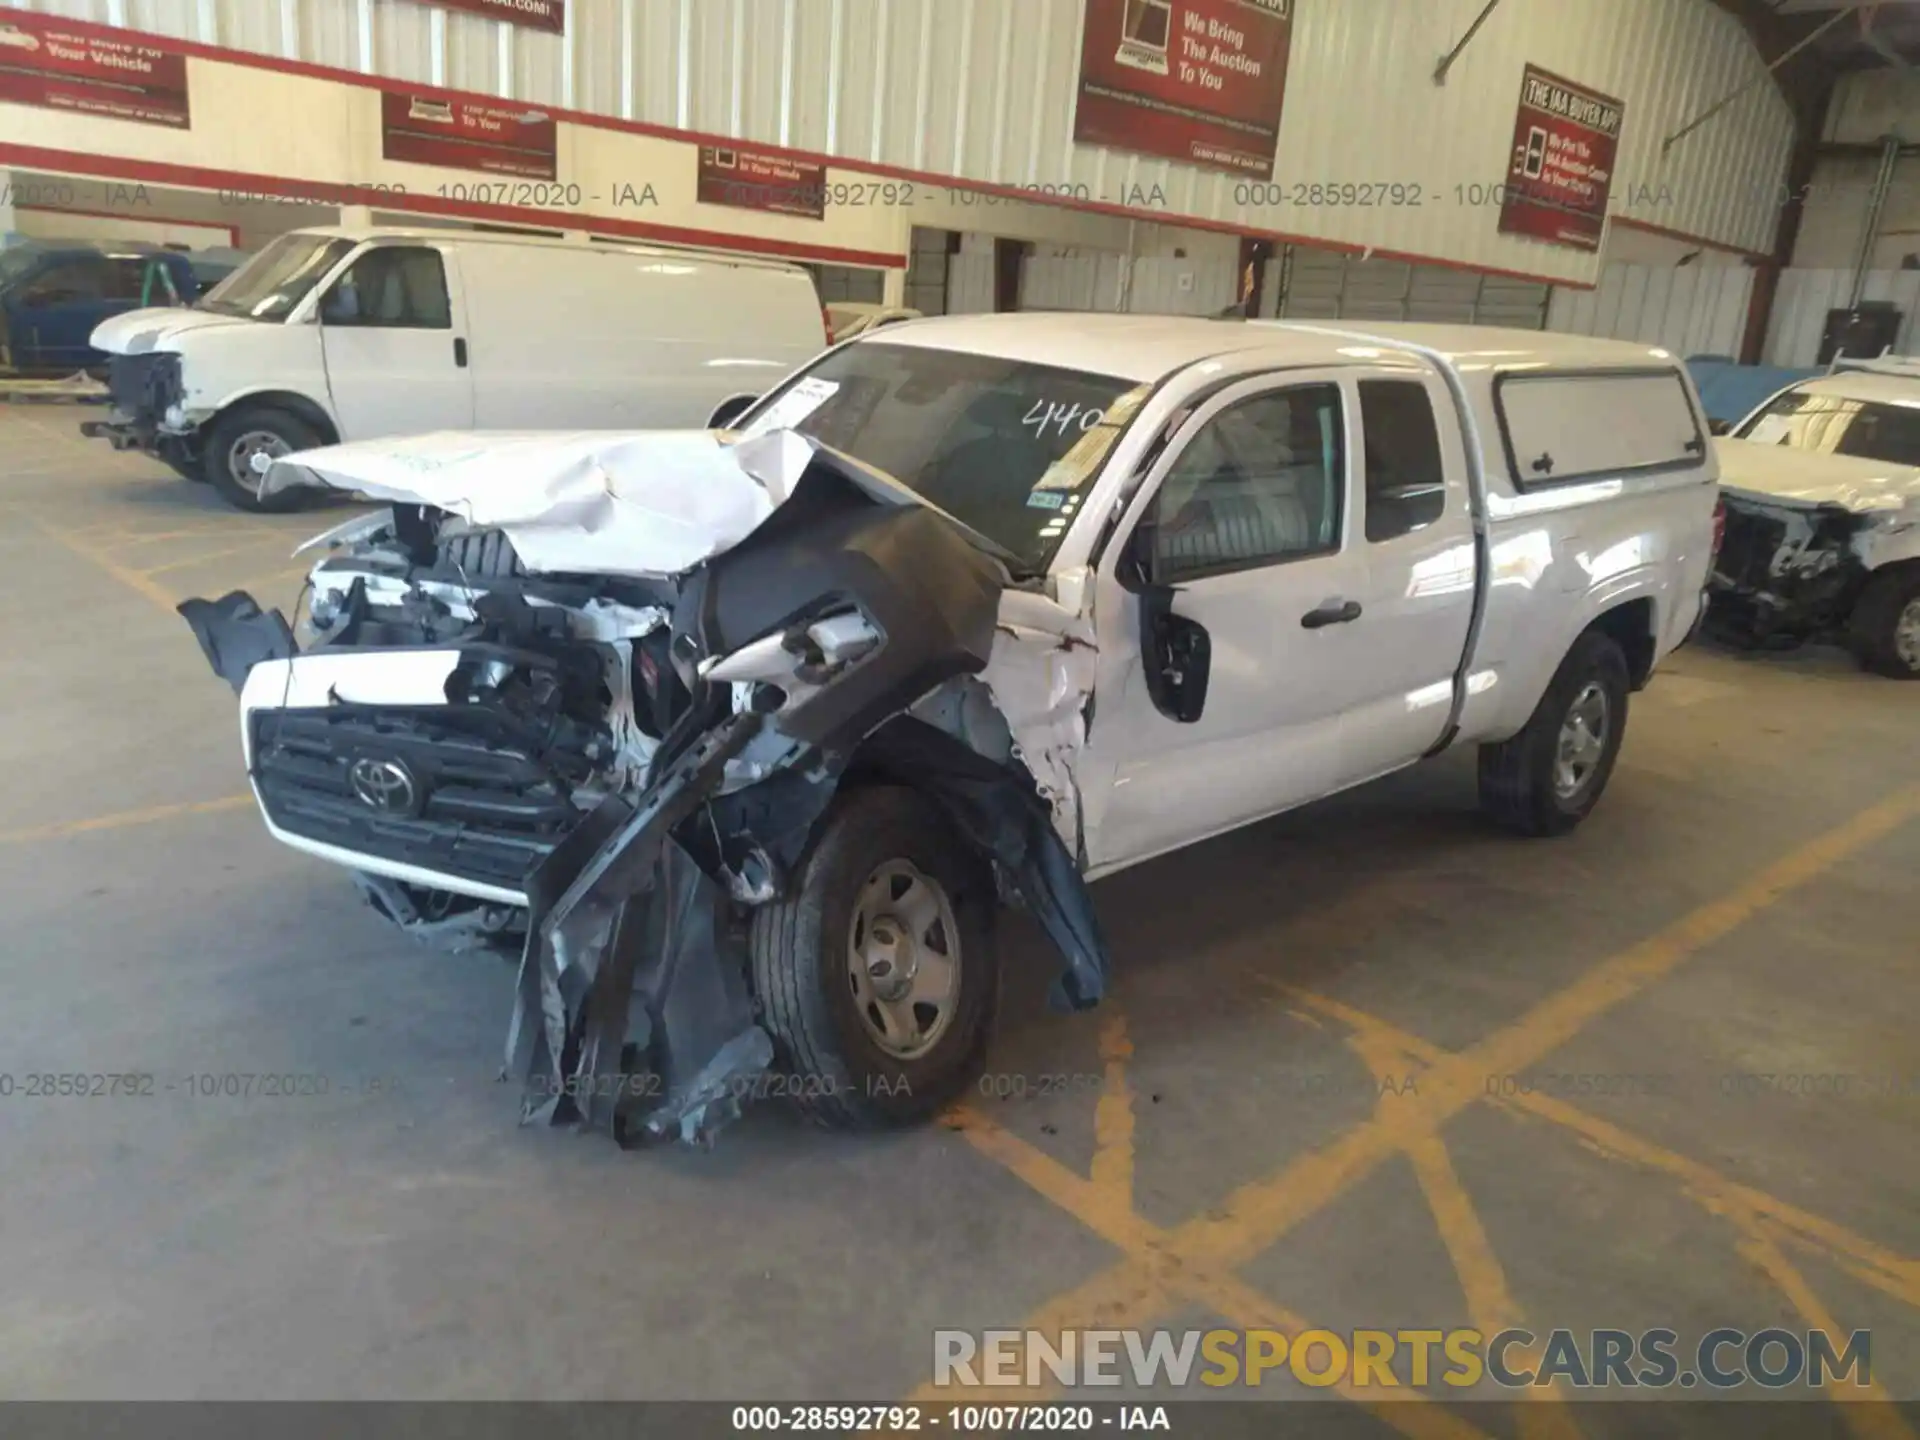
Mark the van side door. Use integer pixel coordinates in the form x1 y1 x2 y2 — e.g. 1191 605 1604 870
1336 371 1480 784
1079 372 1367 876
316 243 475 439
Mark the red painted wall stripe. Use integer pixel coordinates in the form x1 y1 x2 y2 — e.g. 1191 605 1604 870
0 5 1761 286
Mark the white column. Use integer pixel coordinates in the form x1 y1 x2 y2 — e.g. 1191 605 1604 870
0 169 18 247
338 205 376 228
882 266 908 307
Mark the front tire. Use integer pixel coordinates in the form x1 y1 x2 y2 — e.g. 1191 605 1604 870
202 406 321 513
1846 564 1920 680
1478 631 1631 837
750 786 998 1129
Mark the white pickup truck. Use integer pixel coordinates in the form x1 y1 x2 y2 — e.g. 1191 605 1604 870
1709 359 1920 678
178 315 1719 1146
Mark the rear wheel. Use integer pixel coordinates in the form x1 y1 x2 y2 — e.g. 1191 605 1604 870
202 406 321 513
750 786 998 1129
1478 631 1631 837
1846 564 1920 680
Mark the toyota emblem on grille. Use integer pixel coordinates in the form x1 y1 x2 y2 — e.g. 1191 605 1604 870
348 757 420 815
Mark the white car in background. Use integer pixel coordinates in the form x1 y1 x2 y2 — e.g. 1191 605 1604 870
1710 358 1920 678
176 315 1718 1147
81 226 829 512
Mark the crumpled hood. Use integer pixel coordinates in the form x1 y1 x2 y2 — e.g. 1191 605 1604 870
267 427 825 578
89 305 257 355
1714 436 1920 515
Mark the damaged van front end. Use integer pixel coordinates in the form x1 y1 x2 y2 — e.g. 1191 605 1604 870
179 428 1107 1147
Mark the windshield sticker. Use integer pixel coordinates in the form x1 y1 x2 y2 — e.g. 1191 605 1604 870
743 377 840 436
1026 490 1067 511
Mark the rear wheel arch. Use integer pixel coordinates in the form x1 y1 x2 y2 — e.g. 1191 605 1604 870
1585 596 1658 691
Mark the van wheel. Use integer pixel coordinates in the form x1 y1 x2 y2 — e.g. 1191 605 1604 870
203 407 320 513
1846 565 1920 680
1478 631 1631 837
749 786 998 1130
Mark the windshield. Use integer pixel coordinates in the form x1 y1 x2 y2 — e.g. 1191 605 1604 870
0 244 48 289
1734 386 1920 467
197 234 357 321
739 341 1151 572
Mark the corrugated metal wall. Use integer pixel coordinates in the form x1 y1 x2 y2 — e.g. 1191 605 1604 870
15 0 1796 280
1765 269 1920 366
1545 261 1754 357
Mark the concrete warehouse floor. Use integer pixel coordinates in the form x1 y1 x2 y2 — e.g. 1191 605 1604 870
1 405 1917 1435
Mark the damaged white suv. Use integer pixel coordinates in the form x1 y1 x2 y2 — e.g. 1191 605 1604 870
180 316 1719 1146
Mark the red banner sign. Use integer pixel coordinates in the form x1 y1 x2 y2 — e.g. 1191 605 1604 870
396 0 567 34
697 146 826 221
0 11 190 128
380 91 558 179
1497 64 1623 253
1073 0 1291 177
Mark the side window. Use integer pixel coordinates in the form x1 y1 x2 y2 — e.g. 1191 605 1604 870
1146 384 1344 582
20 258 107 306
320 246 452 329
103 258 146 301
1360 380 1447 543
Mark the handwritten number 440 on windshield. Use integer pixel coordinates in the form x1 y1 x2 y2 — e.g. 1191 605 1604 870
1022 399 1106 438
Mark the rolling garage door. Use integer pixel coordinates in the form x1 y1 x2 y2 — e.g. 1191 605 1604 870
1267 248 1550 329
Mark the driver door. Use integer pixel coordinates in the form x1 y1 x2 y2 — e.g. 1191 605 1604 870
1080 373 1366 876
317 243 475 438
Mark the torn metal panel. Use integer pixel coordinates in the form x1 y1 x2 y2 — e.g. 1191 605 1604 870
177 591 296 693
979 587 1099 856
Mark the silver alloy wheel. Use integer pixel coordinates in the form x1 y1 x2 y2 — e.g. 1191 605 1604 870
846 858 960 1061
1553 679 1610 800
226 428 292 496
1896 597 1920 673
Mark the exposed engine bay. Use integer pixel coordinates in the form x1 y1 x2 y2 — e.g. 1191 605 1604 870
179 430 1109 1147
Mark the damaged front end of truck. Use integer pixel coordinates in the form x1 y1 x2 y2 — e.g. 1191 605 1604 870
178 428 1108 1147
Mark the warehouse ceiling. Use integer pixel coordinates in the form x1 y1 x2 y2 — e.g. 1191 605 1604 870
1767 0 1920 70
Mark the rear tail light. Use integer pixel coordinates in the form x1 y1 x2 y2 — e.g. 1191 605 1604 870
821 305 834 346
1710 495 1727 565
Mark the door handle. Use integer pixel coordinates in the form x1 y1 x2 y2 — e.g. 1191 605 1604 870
1301 599 1362 629
453 337 468 367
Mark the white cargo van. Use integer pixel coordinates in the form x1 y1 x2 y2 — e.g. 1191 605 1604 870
82 226 829 511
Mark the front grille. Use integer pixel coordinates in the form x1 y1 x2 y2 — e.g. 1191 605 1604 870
1712 501 1787 595
251 707 586 891
106 351 182 418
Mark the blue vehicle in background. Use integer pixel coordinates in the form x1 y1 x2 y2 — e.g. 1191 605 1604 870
1684 354 1824 432
0 241 203 375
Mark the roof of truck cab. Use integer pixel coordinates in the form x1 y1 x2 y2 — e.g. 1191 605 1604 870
281 224 810 273
861 312 1685 383
1770 368 1920 408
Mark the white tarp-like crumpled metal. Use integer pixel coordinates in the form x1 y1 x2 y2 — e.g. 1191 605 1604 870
263 428 820 578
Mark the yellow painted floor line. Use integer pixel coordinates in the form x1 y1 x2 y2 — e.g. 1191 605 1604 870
1729 1215 1913 1437
32 514 183 617
136 538 292 577
944 789 1920 1414
1285 988 1920 1310
0 794 254 846
1090 1011 1135 1203
928 1105 1499 1439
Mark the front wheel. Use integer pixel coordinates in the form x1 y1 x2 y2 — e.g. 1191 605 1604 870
201 406 321 513
750 786 999 1129
1478 631 1631 837
1846 564 1920 680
